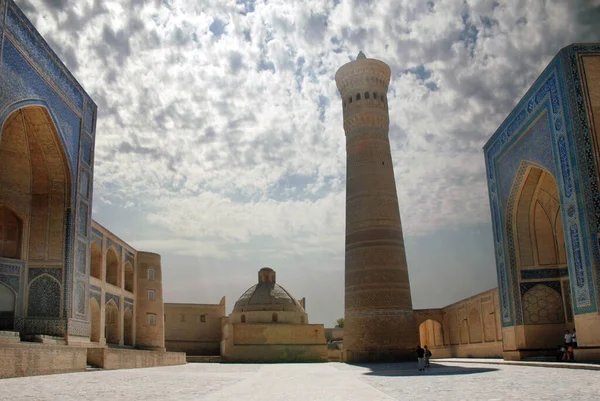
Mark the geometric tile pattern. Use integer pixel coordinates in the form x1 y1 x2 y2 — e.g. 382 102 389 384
0 0 98 337
484 44 600 327
522 283 565 325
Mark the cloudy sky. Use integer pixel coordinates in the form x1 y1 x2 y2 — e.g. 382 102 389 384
17 0 600 325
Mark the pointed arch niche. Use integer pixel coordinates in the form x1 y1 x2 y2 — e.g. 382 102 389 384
507 163 571 349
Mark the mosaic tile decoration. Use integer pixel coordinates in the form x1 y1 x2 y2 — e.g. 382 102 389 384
27 274 61 317
75 238 87 274
105 292 120 308
75 280 86 316
521 268 569 280
4 2 83 108
0 0 99 337
484 45 600 327
68 318 90 337
124 297 134 304
91 227 104 238
23 318 65 336
106 238 122 255
28 267 61 283
77 201 88 234
90 291 101 304
62 207 72 320
89 284 102 293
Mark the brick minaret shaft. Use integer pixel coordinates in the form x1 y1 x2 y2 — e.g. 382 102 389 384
335 52 417 362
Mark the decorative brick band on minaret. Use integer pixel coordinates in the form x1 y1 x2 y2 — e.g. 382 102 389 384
335 51 418 362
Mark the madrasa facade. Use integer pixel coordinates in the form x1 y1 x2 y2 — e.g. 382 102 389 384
2 0 600 379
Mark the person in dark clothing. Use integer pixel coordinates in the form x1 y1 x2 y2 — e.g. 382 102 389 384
416 345 425 371
424 345 432 368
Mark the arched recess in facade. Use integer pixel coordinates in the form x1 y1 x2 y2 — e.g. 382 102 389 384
105 300 120 344
106 247 119 287
123 307 133 346
0 282 16 330
90 297 101 343
508 163 570 348
90 242 102 280
124 262 134 293
419 319 444 348
0 105 71 328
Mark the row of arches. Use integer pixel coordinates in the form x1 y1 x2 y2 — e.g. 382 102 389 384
90 298 133 346
343 92 387 109
90 242 134 292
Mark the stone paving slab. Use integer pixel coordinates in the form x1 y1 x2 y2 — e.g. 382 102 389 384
1 361 600 400
435 358 600 371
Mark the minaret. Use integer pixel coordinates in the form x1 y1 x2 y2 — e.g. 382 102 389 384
335 51 417 362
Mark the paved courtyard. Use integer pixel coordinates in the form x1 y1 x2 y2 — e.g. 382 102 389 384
2 361 599 400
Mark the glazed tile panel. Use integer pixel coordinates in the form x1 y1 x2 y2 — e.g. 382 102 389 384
484 45 600 327
0 0 98 335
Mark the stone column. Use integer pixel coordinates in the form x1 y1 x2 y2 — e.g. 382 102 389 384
335 51 418 362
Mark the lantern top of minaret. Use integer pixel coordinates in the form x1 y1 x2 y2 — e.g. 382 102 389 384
357 51 366 60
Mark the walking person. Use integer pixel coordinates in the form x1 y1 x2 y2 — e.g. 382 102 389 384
564 330 572 347
416 345 425 371
424 345 432 368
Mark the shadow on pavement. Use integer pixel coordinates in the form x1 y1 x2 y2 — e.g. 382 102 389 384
358 362 498 377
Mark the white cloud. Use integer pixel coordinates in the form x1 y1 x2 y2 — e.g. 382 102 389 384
16 0 600 322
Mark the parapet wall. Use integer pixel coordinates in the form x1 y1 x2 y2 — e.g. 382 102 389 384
221 323 327 363
0 343 87 379
233 323 326 345
86 347 185 370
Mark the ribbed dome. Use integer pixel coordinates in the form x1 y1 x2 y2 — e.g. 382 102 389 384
232 268 304 313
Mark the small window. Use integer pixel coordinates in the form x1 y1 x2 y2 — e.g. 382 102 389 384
147 289 155 301
348 96 352 104
147 268 155 281
241 314 246 323
272 313 278 322
200 315 206 323
148 313 156 326
364 92 370 99
356 93 361 101
373 92 377 99
180 314 186 322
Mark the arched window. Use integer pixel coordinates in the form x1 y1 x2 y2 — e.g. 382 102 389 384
124 262 134 292
241 314 246 323
373 92 377 99
272 313 278 322
356 93 361 101
364 92 370 99
105 248 119 286
0 207 22 259
348 96 352 104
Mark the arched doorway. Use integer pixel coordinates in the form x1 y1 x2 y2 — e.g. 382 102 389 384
510 166 569 349
105 248 119 287
0 206 22 259
419 319 444 348
0 283 15 330
124 262 134 293
90 298 101 343
105 300 120 345
123 308 133 346
0 105 71 329
90 242 102 280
